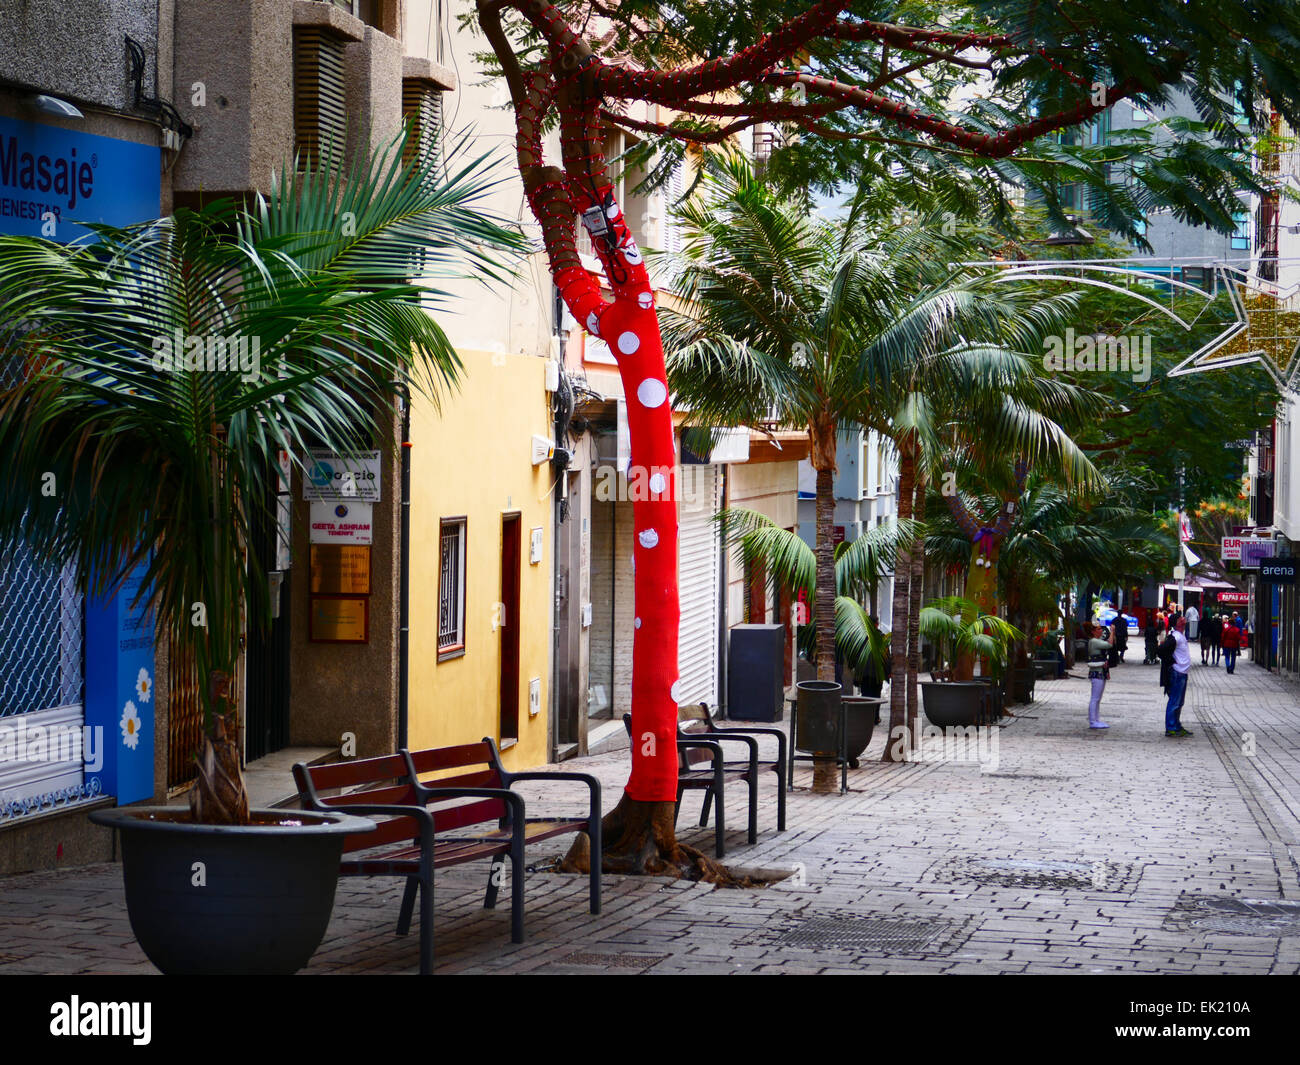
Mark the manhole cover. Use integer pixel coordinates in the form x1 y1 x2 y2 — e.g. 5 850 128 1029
750 910 971 956
1166 896 1300 936
931 856 1138 892
560 951 670 969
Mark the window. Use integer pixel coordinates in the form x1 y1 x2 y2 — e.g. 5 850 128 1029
1231 208 1251 250
293 28 347 166
438 518 467 659
402 81 443 175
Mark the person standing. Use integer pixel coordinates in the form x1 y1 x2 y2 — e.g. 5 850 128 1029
1201 610 1213 665
1164 617 1193 737
1156 618 1174 697
1222 614 1242 673
1208 610 1223 665
1144 614 1159 665
1086 623 1114 729
1186 603 1200 642
1114 610 1130 663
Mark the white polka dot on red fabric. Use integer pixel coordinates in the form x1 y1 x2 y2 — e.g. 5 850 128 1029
649 472 667 494
638 529 659 549
670 680 683 702
634 617 642 629
586 312 600 335
637 291 654 309
618 331 640 355
636 378 667 408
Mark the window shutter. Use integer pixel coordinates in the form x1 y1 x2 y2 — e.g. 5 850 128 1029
402 81 444 175
293 28 347 166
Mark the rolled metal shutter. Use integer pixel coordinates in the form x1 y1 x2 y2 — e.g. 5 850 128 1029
676 464 720 706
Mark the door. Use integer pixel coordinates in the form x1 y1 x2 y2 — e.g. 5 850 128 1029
499 514 522 743
677 464 721 706
244 462 291 762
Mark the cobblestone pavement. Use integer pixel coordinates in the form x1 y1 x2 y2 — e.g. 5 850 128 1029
2 652 1299 975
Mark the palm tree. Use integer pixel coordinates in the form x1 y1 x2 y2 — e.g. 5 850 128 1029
0 130 522 824
718 507 914 684
927 472 1172 668
663 161 1103 767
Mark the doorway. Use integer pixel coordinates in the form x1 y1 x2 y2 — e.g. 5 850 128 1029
499 514 522 744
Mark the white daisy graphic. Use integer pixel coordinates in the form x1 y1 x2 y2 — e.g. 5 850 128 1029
120 701 142 751
135 667 152 703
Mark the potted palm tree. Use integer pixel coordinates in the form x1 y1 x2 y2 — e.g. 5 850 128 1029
0 130 521 974
918 597 1023 727
718 508 906 766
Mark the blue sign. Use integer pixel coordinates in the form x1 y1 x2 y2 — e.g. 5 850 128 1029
84 563 155 805
0 116 160 241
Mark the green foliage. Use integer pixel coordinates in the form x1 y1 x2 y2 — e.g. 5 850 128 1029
0 129 523 725
918 595 1024 677
472 1 1300 244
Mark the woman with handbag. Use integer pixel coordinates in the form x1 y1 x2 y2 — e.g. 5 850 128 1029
1086 623 1115 729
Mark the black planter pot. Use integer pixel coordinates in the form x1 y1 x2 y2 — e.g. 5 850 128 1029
90 805 374 975
1010 665 1035 703
920 681 985 728
842 696 883 766
795 680 843 754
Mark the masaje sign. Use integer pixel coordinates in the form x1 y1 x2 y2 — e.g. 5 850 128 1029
0 116 160 239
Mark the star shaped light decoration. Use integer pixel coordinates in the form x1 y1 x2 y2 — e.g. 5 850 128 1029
1168 267 1300 390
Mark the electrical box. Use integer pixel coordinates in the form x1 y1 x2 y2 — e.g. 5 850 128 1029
581 602 592 628
545 355 560 390
530 527 544 564
528 677 541 717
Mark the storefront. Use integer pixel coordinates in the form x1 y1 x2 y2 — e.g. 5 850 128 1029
0 115 160 825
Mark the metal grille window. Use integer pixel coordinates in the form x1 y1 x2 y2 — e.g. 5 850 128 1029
438 518 466 658
0 540 82 719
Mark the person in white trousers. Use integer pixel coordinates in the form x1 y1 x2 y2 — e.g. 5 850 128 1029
1086 622 1115 730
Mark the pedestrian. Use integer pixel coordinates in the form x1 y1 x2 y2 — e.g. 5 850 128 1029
1156 618 1174 697
1114 610 1129 663
1085 622 1114 729
1221 614 1241 673
1143 614 1158 665
1186 602 1200 642
1208 610 1223 665
1164 617 1193 737
1201 610 1212 664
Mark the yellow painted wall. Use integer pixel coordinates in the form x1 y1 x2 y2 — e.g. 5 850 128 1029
408 349 553 771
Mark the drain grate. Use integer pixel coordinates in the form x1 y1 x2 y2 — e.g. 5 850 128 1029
1165 896 1300 936
560 951 670 969
931 856 1138 892
983 772 1067 780
750 910 971 956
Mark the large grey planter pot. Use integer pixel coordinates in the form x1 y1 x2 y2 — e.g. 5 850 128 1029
920 681 985 728
90 805 374 975
795 680 843 755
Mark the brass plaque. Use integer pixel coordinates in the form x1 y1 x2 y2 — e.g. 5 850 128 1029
309 596 369 642
310 545 371 595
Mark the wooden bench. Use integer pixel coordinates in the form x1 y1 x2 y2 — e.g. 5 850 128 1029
293 739 601 974
622 705 787 858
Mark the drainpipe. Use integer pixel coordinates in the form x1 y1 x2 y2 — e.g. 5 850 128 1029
396 382 412 752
